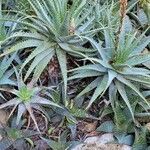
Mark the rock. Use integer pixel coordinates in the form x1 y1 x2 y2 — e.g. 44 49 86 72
0 135 2 141
0 109 9 141
97 133 114 144
145 122 150 131
71 134 132 150
0 109 9 125
84 136 100 145
122 145 132 150
72 143 132 150
71 144 85 150
84 133 114 145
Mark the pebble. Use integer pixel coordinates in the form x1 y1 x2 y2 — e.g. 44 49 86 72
72 133 132 150
0 109 9 141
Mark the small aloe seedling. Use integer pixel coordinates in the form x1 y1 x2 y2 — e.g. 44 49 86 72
0 127 38 150
0 71 62 132
18 86 35 103
41 130 80 150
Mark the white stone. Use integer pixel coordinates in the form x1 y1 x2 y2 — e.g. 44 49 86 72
71 134 132 150
84 136 99 144
71 144 85 150
97 133 114 144
0 135 2 141
0 109 9 141
121 145 132 150
0 109 9 125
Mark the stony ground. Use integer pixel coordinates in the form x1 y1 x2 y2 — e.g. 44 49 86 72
0 110 132 150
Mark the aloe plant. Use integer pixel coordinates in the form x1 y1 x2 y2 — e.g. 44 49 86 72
97 120 149 149
41 130 80 150
15 0 31 12
0 0 20 83
140 0 150 23
0 70 62 132
0 0 149 148
0 126 38 150
0 0 99 102
45 87 88 122
69 16 150 121
97 89 150 149
0 54 16 86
